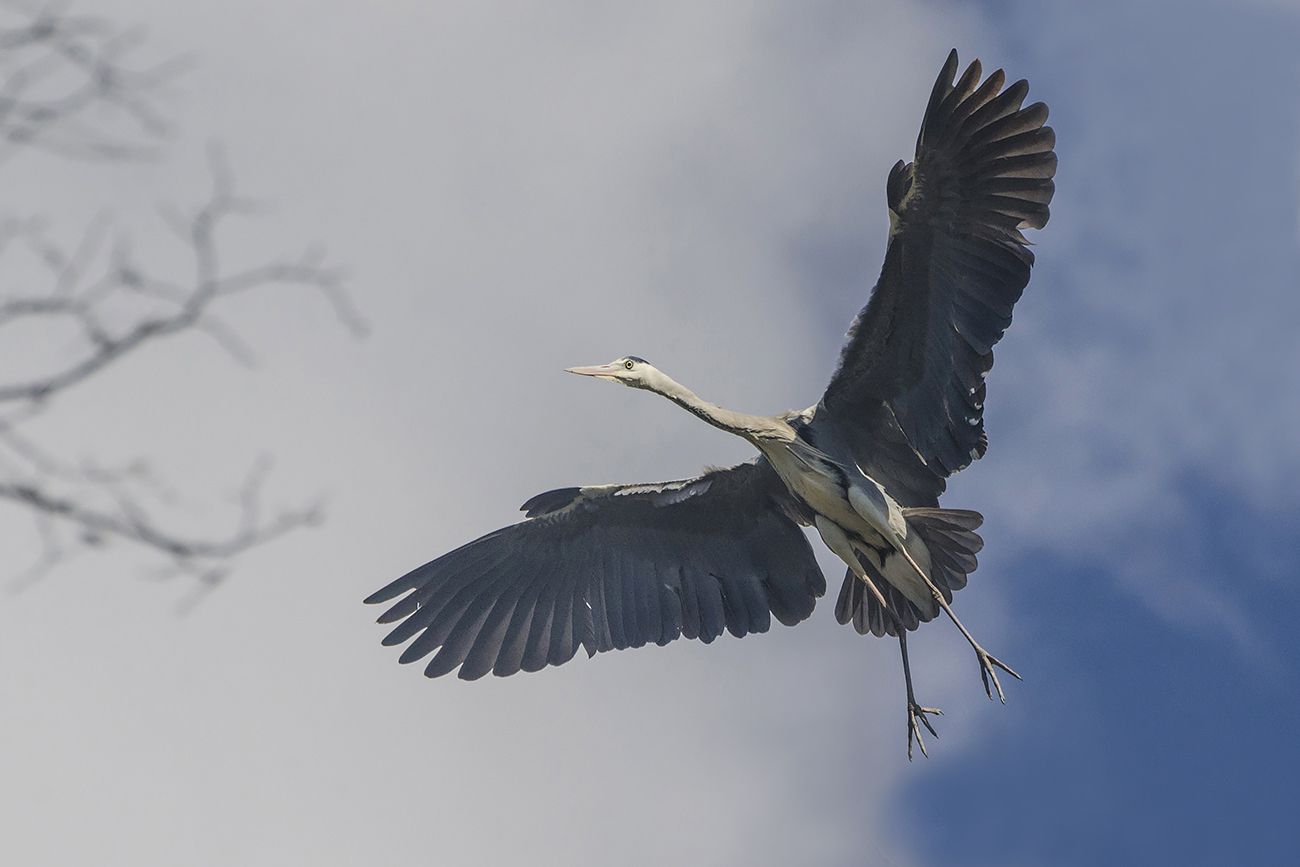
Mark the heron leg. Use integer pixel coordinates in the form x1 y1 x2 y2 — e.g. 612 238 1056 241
892 541 1021 702
932 586 1019 702
898 628 941 760
815 515 889 608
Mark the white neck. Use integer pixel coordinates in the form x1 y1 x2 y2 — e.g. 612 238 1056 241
641 368 788 443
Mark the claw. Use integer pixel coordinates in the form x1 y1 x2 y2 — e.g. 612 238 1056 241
910 557 1023 707
977 649 1020 703
906 702 943 760
992 654 1022 680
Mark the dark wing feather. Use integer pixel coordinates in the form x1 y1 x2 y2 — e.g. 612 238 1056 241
365 459 826 680
810 50 1056 506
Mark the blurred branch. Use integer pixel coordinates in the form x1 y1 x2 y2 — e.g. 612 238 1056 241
0 453 322 593
0 0 186 162
0 4 360 596
0 148 365 406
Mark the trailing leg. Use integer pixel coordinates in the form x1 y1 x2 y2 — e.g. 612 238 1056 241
898 629 941 759
889 519 1019 701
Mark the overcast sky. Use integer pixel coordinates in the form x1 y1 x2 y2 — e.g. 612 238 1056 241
2 2 1298 866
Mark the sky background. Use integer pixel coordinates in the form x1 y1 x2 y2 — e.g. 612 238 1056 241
2 1 1298 866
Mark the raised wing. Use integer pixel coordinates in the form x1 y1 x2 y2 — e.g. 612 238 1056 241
811 50 1056 504
364 460 826 680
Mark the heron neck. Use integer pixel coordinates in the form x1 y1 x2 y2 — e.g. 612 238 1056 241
651 376 776 442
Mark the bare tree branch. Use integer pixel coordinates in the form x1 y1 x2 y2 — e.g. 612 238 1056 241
0 152 365 406
0 4 360 595
0 459 322 583
0 0 186 162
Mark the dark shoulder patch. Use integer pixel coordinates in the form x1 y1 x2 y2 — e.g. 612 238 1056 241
520 487 583 517
886 159 913 213
793 417 816 443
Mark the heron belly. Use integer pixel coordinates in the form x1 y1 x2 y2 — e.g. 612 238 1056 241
761 440 936 615
760 441 863 530
759 441 900 541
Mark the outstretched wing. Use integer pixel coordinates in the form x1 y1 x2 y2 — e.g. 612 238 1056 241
810 50 1056 505
364 459 826 680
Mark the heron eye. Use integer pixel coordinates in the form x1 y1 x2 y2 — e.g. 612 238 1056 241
624 360 634 370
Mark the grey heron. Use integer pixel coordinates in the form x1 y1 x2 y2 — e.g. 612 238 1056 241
366 50 1056 758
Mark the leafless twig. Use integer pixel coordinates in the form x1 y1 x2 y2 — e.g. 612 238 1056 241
0 0 186 162
0 147 365 407
0 457 322 595
0 154 359 585
0 4 360 596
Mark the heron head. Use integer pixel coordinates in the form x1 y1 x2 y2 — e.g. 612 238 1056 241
565 355 656 388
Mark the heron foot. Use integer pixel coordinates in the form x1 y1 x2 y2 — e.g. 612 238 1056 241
907 701 942 760
975 647 1021 703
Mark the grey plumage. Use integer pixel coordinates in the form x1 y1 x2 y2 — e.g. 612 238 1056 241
811 50 1054 641
366 50 1055 756
365 460 825 679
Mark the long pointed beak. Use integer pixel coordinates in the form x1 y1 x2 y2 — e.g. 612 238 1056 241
565 363 621 377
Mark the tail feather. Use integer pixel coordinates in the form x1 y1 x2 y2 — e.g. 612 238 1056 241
835 564 924 638
835 507 985 637
835 558 921 638
903 507 984 532
905 506 983 603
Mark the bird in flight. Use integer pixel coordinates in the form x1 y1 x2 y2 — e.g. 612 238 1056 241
366 50 1056 758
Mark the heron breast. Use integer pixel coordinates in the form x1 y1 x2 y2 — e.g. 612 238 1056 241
762 443 860 528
